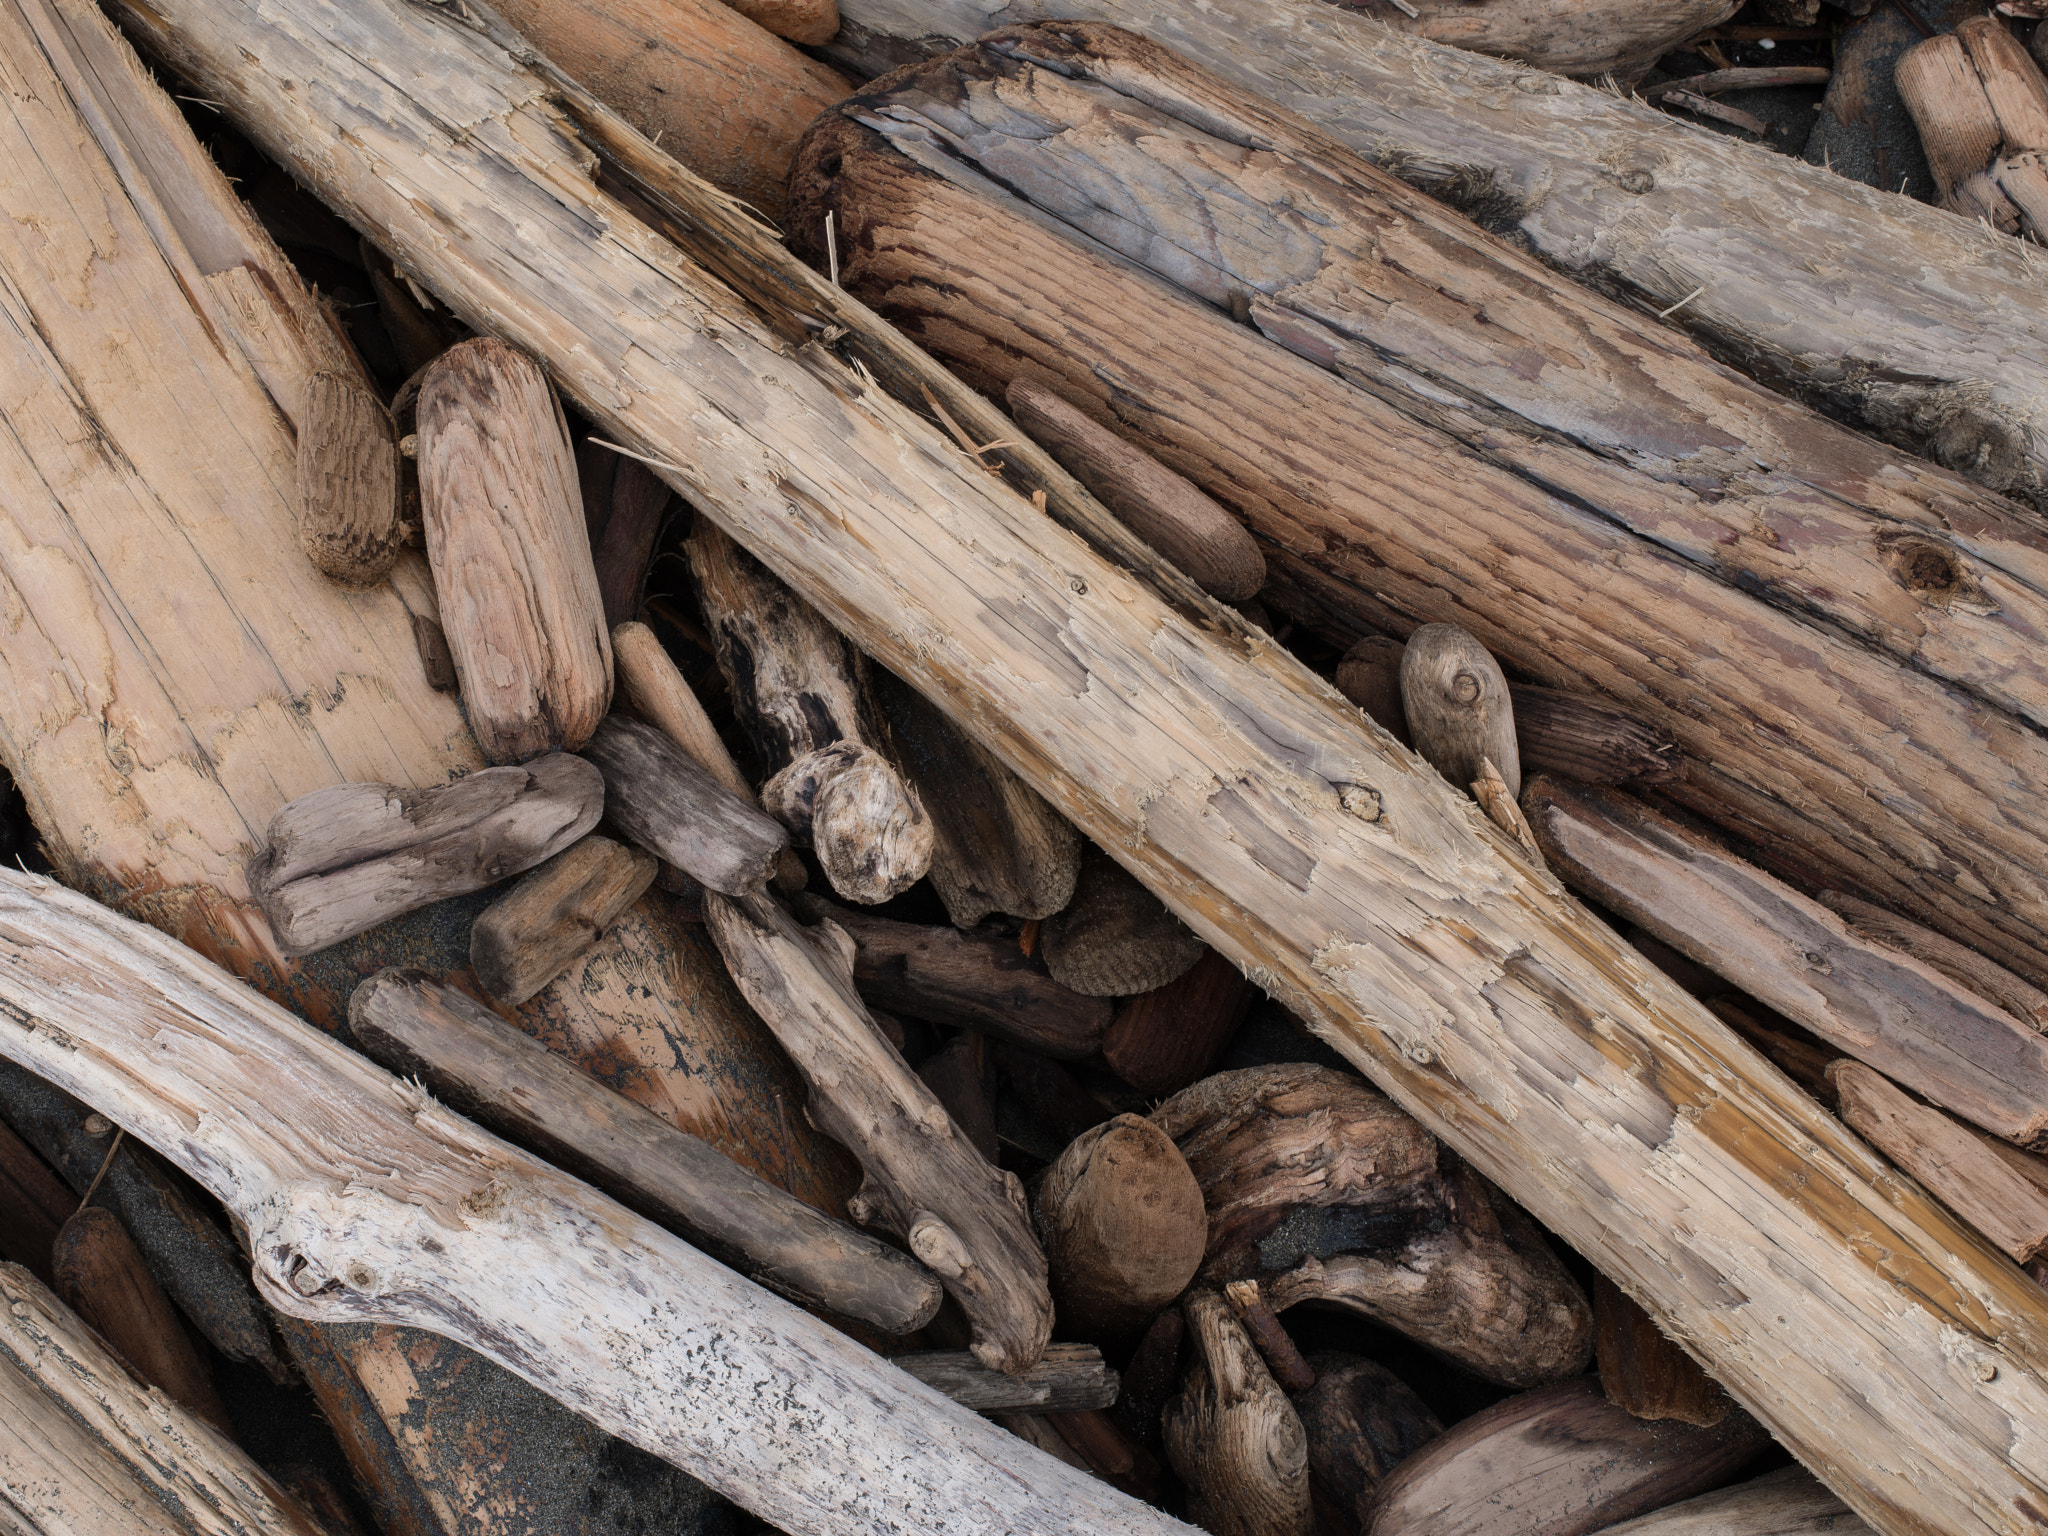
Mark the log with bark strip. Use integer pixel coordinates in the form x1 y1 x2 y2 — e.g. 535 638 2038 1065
790 24 2048 988
93 0 2048 1528
822 0 2048 512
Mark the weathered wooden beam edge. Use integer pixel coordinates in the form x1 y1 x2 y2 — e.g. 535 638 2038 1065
0 868 1188 1536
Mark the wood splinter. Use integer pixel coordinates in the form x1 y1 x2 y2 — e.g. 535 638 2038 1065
705 888 1052 1373
246 756 604 956
348 967 942 1332
689 523 932 903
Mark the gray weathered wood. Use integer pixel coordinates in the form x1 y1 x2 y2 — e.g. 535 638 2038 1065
1819 890 2048 1033
1401 625 1520 802
246 757 604 956
1597 1467 1871 1536
1898 18 2048 240
705 889 1053 1373
348 966 942 1332
106 0 2048 1525
896 1343 1119 1413
578 716 788 895
1526 775 2048 1147
823 0 2048 507
418 337 612 764
470 835 659 1006
1166 1288 1313 1536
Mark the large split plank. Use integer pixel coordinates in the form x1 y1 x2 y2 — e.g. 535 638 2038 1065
101 1 2048 1530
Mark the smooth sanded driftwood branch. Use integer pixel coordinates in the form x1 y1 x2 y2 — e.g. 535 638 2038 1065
791 24 2048 986
106 1 2048 1527
348 967 942 1332
0 870 1183 1536
1525 775 2048 1147
0 1263 325 1536
822 0 2048 510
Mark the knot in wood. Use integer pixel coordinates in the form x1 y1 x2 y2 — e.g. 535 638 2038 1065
908 1214 974 1279
1450 671 1483 705
1338 785 1382 821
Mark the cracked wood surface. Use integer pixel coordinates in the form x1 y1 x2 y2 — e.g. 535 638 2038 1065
0 871 1180 1536
824 0 2048 509
99 0 2048 1528
790 63 2048 988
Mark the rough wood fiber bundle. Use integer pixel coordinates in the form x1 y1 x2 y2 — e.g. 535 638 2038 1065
106 0 2048 1527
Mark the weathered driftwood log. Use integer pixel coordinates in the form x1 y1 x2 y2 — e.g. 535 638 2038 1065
1595 1274 1732 1428
53 1206 234 1436
611 621 751 799
1333 637 1407 748
1820 889 2048 1033
1295 1354 1441 1533
0 1118 72 1287
1526 776 2048 1147
296 370 403 588
246 757 604 955
1035 1114 1206 1342
1102 949 1260 1097
1598 1465 1871 1536
689 524 932 902
579 716 789 894
1007 379 1264 603
470 835 659 1005
418 337 612 763
1707 997 1841 1108
593 456 670 630
0 870 1181 1536
1898 16 2048 239
865 663 1080 927
895 1343 1119 1412
350 966 941 1331
1338 0 1740 80
114 0 2048 1524
1154 1066 1592 1387
811 898 1112 1057
823 0 2048 511
1400 625 1520 801
705 889 1053 1373
1166 1288 1314 1536
0 1264 326 1536
489 0 847 210
793 24 2048 987
1511 687 1676 787
1042 847 1207 999
1046 1408 1159 1498
1363 1377 1766 1535
1829 1060 2048 1263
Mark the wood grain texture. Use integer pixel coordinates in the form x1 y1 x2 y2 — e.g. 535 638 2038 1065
792 28 2048 987
706 889 1054 1373
108 0 2048 1525
611 621 753 800
1819 890 2048 1033
1511 687 1676 788
1320 0 1737 80
1166 1288 1313 1536
1401 625 1520 802
1041 846 1207 999
1597 1466 1871 1536
53 1206 234 1437
822 0 2048 509
1362 1377 1766 1536
1333 637 1407 749
721 0 838 47
1596 1273 1733 1428
895 1343 1118 1412
1899 18 2048 238
1830 1060 2048 1263
246 756 605 955
1526 776 2048 1147
470 834 659 1005
0 1264 323 1536
0 870 1184 1536
593 457 669 630
1295 1355 1441 1532
579 715 788 894
1035 1114 1206 1342
489 0 849 213
1102 948 1260 1097
349 967 941 1331
0 1119 73 1287
418 337 612 763
296 372 402 588
1007 379 1264 604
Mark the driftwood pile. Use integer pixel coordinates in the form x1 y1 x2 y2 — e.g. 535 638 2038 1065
2 0 2048 1533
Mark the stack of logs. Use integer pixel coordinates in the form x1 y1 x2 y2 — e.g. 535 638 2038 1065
7 0 2048 1533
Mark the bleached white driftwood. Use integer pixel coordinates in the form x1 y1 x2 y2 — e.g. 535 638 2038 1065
0 869 1185 1536
94 2 2048 1531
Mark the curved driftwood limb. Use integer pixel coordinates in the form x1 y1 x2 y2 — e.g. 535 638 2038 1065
821 0 2048 510
349 967 943 1332
0 1264 325 1536
1362 1377 1769 1536
1165 1288 1314 1536
103 0 2048 1525
704 889 1053 1372
0 870 1181 1536
1295 1354 1441 1533
1154 1066 1591 1387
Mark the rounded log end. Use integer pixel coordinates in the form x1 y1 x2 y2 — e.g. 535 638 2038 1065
1037 1113 1207 1340
807 752 934 905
